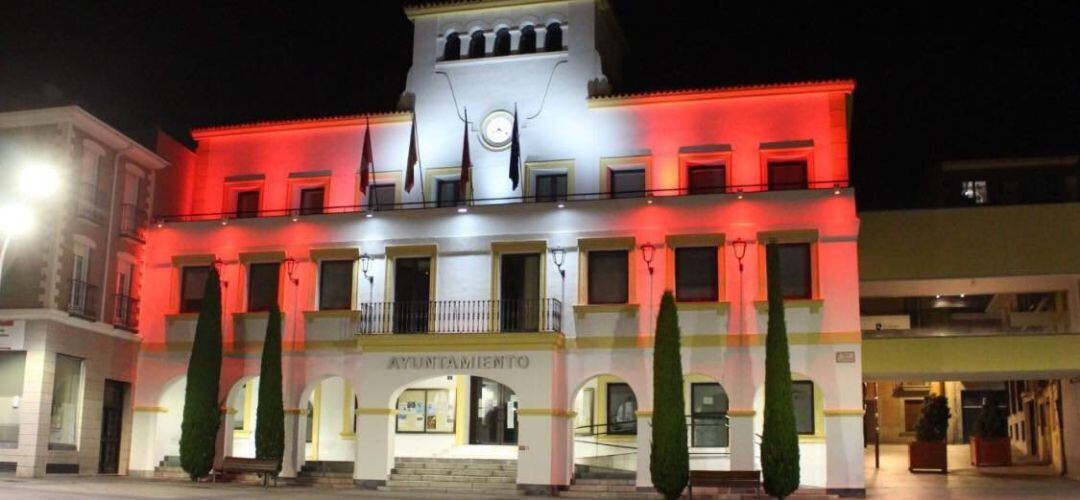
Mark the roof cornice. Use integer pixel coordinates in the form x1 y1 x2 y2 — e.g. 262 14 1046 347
0 106 169 169
404 0 565 19
191 111 413 140
588 80 856 109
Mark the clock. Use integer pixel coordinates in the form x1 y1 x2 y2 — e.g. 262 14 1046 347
480 110 515 150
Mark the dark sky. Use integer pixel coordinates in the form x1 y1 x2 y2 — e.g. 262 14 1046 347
2 1 1077 210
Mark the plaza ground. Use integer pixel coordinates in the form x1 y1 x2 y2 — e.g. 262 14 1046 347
0 445 1077 499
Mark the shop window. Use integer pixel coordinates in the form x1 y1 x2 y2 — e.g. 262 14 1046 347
318 260 354 311
606 383 637 435
691 383 729 447
436 179 461 207
519 25 536 53
367 183 396 211
396 388 455 434
675 247 719 302
534 173 568 202
0 352 25 446
235 190 260 218
49 355 84 450
443 32 461 61
247 262 280 312
777 243 812 299
544 22 562 51
610 169 646 199
688 164 727 194
768 160 808 190
493 28 511 56
793 381 815 435
468 30 486 58
180 265 211 313
588 250 628 304
299 187 325 215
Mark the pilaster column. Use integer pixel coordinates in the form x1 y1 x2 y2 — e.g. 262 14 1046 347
634 411 652 489
280 409 301 478
16 346 49 478
516 409 573 495
727 409 756 470
353 408 396 489
823 410 866 496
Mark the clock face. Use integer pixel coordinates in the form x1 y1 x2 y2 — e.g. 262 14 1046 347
480 110 514 150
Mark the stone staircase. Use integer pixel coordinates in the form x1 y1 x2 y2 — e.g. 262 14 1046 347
292 460 355 488
563 466 657 499
380 456 519 495
152 455 188 480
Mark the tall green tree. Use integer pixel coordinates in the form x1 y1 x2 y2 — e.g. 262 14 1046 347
180 267 223 480
255 305 285 470
650 291 688 500
761 242 800 499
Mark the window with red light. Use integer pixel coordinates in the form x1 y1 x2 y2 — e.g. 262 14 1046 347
235 191 260 218
610 169 646 199
588 250 629 304
299 187 325 215
179 266 210 313
318 260 354 310
776 243 812 299
675 247 719 302
768 160 808 191
247 262 280 312
687 164 727 195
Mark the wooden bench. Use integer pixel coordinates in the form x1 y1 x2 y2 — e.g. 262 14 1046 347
688 470 760 499
214 457 280 487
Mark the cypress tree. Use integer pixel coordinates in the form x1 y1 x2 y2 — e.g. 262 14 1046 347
180 267 223 480
650 291 688 500
255 304 285 470
761 242 800 499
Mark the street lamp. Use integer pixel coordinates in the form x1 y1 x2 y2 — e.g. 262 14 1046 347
0 162 62 288
360 253 375 304
639 242 657 333
731 238 749 335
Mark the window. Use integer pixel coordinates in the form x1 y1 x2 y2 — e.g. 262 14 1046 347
396 388 455 434
544 22 562 51
69 242 92 316
436 179 461 207
691 383 729 447
768 160 808 190
49 355 84 450
961 180 988 204
443 32 461 61
235 190 260 218
0 352 26 446
675 247 719 302
792 381 815 435
368 183 396 211
318 260 354 311
588 250 628 304
610 169 646 199
606 383 637 435
776 243 812 299
468 30 485 58
180 266 210 313
519 25 536 53
247 262 280 312
688 164 726 194
493 28 511 56
534 173 568 202
904 399 922 433
299 187 325 215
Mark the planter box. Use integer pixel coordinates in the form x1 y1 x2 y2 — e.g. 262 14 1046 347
970 437 1012 467
909 442 947 473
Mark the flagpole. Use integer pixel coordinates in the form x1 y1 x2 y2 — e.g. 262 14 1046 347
367 117 379 210
414 113 427 208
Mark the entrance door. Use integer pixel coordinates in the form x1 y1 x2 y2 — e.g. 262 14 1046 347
98 380 126 474
500 253 540 332
393 257 431 333
469 377 518 445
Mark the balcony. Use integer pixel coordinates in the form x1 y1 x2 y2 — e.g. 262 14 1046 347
118 203 148 242
861 292 1069 339
113 294 139 332
66 279 99 320
357 299 562 335
74 182 107 225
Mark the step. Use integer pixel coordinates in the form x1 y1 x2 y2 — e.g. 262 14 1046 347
386 479 519 492
566 483 638 493
571 478 635 486
559 491 661 499
393 467 516 477
391 473 515 483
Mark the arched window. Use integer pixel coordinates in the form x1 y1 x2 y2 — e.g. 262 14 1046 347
468 30 486 58
443 32 461 61
544 22 562 51
519 25 536 54
493 28 511 56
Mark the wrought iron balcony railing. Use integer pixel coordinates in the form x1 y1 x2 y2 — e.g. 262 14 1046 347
74 182 107 225
118 203 148 241
358 298 562 335
113 294 139 332
67 279 99 320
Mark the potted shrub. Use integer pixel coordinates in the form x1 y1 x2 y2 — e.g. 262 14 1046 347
909 395 950 473
970 399 1011 466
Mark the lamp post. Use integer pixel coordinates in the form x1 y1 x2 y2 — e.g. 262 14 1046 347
360 254 375 304
731 238 748 335
549 248 566 330
0 164 62 289
639 242 656 333
283 257 300 349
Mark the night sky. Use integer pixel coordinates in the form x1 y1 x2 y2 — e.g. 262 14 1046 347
3 1 1077 210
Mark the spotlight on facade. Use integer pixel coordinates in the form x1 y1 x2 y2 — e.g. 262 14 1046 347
457 207 468 213
0 204 33 235
155 219 164 228
557 203 565 209
365 213 374 219
646 198 653 205
17 163 62 200
737 188 744 200
220 217 228 226
834 184 842 195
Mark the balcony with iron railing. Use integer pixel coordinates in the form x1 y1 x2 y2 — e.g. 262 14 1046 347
118 203 148 242
113 294 139 332
74 182 107 225
357 298 562 335
66 279 99 320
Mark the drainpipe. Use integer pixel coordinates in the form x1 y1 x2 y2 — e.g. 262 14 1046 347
98 146 132 322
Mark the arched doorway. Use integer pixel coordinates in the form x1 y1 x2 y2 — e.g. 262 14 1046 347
155 376 187 467
571 374 638 473
298 376 357 464
226 377 260 458
686 373 731 471
752 373 827 487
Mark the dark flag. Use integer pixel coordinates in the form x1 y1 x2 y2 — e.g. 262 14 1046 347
459 109 471 200
405 114 419 193
509 105 521 190
359 117 374 195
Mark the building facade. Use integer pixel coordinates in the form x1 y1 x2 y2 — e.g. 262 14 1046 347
0 106 167 477
131 0 863 495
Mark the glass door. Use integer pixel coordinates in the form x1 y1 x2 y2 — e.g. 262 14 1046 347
393 257 430 333
500 253 540 332
469 377 518 445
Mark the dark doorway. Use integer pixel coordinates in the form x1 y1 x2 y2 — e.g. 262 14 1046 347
393 257 431 333
960 389 1007 442
500 253 540 332
469 377 518 445
98 380 127 474
1025 401 1037 456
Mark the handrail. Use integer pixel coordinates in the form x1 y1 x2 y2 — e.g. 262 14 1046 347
113 293 139 332
67 279 99 320
118 203 147 240
157 180 850 223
